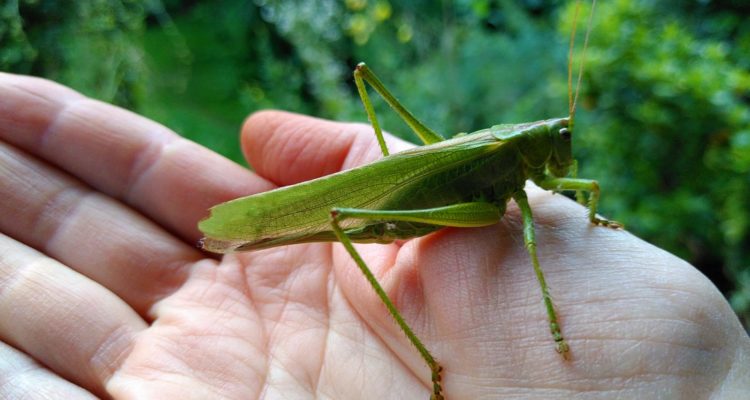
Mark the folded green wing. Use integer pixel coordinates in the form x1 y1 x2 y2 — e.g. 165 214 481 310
199 126 517 253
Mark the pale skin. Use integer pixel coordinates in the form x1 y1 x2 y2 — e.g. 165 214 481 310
0 72 748 399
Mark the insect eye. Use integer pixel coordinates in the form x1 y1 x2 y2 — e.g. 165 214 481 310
559 128 571 141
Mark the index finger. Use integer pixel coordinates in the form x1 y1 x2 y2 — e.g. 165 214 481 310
0 72 273 242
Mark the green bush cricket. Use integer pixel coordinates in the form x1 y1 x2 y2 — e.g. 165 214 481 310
198 1 618 398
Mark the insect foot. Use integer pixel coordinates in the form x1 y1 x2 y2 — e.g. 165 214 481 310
592 216 623 229
431 365 444 400
551 320 570 360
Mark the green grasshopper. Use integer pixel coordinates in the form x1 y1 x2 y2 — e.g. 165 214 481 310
199 1 617 398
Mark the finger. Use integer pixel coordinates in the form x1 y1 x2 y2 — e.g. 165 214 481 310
0 142 202 312
0 234 147 396
242 110 413 186
0 72 272 242
0 341 97 399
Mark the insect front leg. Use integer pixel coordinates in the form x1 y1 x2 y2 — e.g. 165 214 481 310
570 160 586 205
329 202 502 400
538 176 622 228
512 190 570 358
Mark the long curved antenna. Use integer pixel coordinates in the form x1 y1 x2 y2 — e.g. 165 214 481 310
569 0 597 129
567 1 581 121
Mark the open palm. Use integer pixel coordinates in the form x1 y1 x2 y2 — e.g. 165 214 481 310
1 73 748 399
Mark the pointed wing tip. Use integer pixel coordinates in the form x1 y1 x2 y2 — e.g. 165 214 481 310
197 237 242 254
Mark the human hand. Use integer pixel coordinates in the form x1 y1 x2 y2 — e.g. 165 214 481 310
1 73 748 399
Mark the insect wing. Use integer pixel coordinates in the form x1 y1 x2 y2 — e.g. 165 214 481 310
199 130 506 253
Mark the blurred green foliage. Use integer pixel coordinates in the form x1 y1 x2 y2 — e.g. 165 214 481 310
2 0 749 327
0 0 147 106
570 0 750 324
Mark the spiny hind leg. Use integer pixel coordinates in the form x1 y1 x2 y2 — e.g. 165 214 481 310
353 63 444 153
329 202 502 399
513 190 570 357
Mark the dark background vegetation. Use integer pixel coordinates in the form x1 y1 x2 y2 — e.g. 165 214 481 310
2 0 749 328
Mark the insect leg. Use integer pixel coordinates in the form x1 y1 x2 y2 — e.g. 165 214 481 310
512 190 570 358
538 176 622 228
354 64 390 156
354 63 445 146
330 202 502 400
333 202 501 228
570 160 586 205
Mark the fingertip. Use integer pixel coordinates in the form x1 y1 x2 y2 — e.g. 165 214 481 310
240 110 362 186
241 109 415 186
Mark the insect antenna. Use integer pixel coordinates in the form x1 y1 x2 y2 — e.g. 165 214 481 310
568 0 597 130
